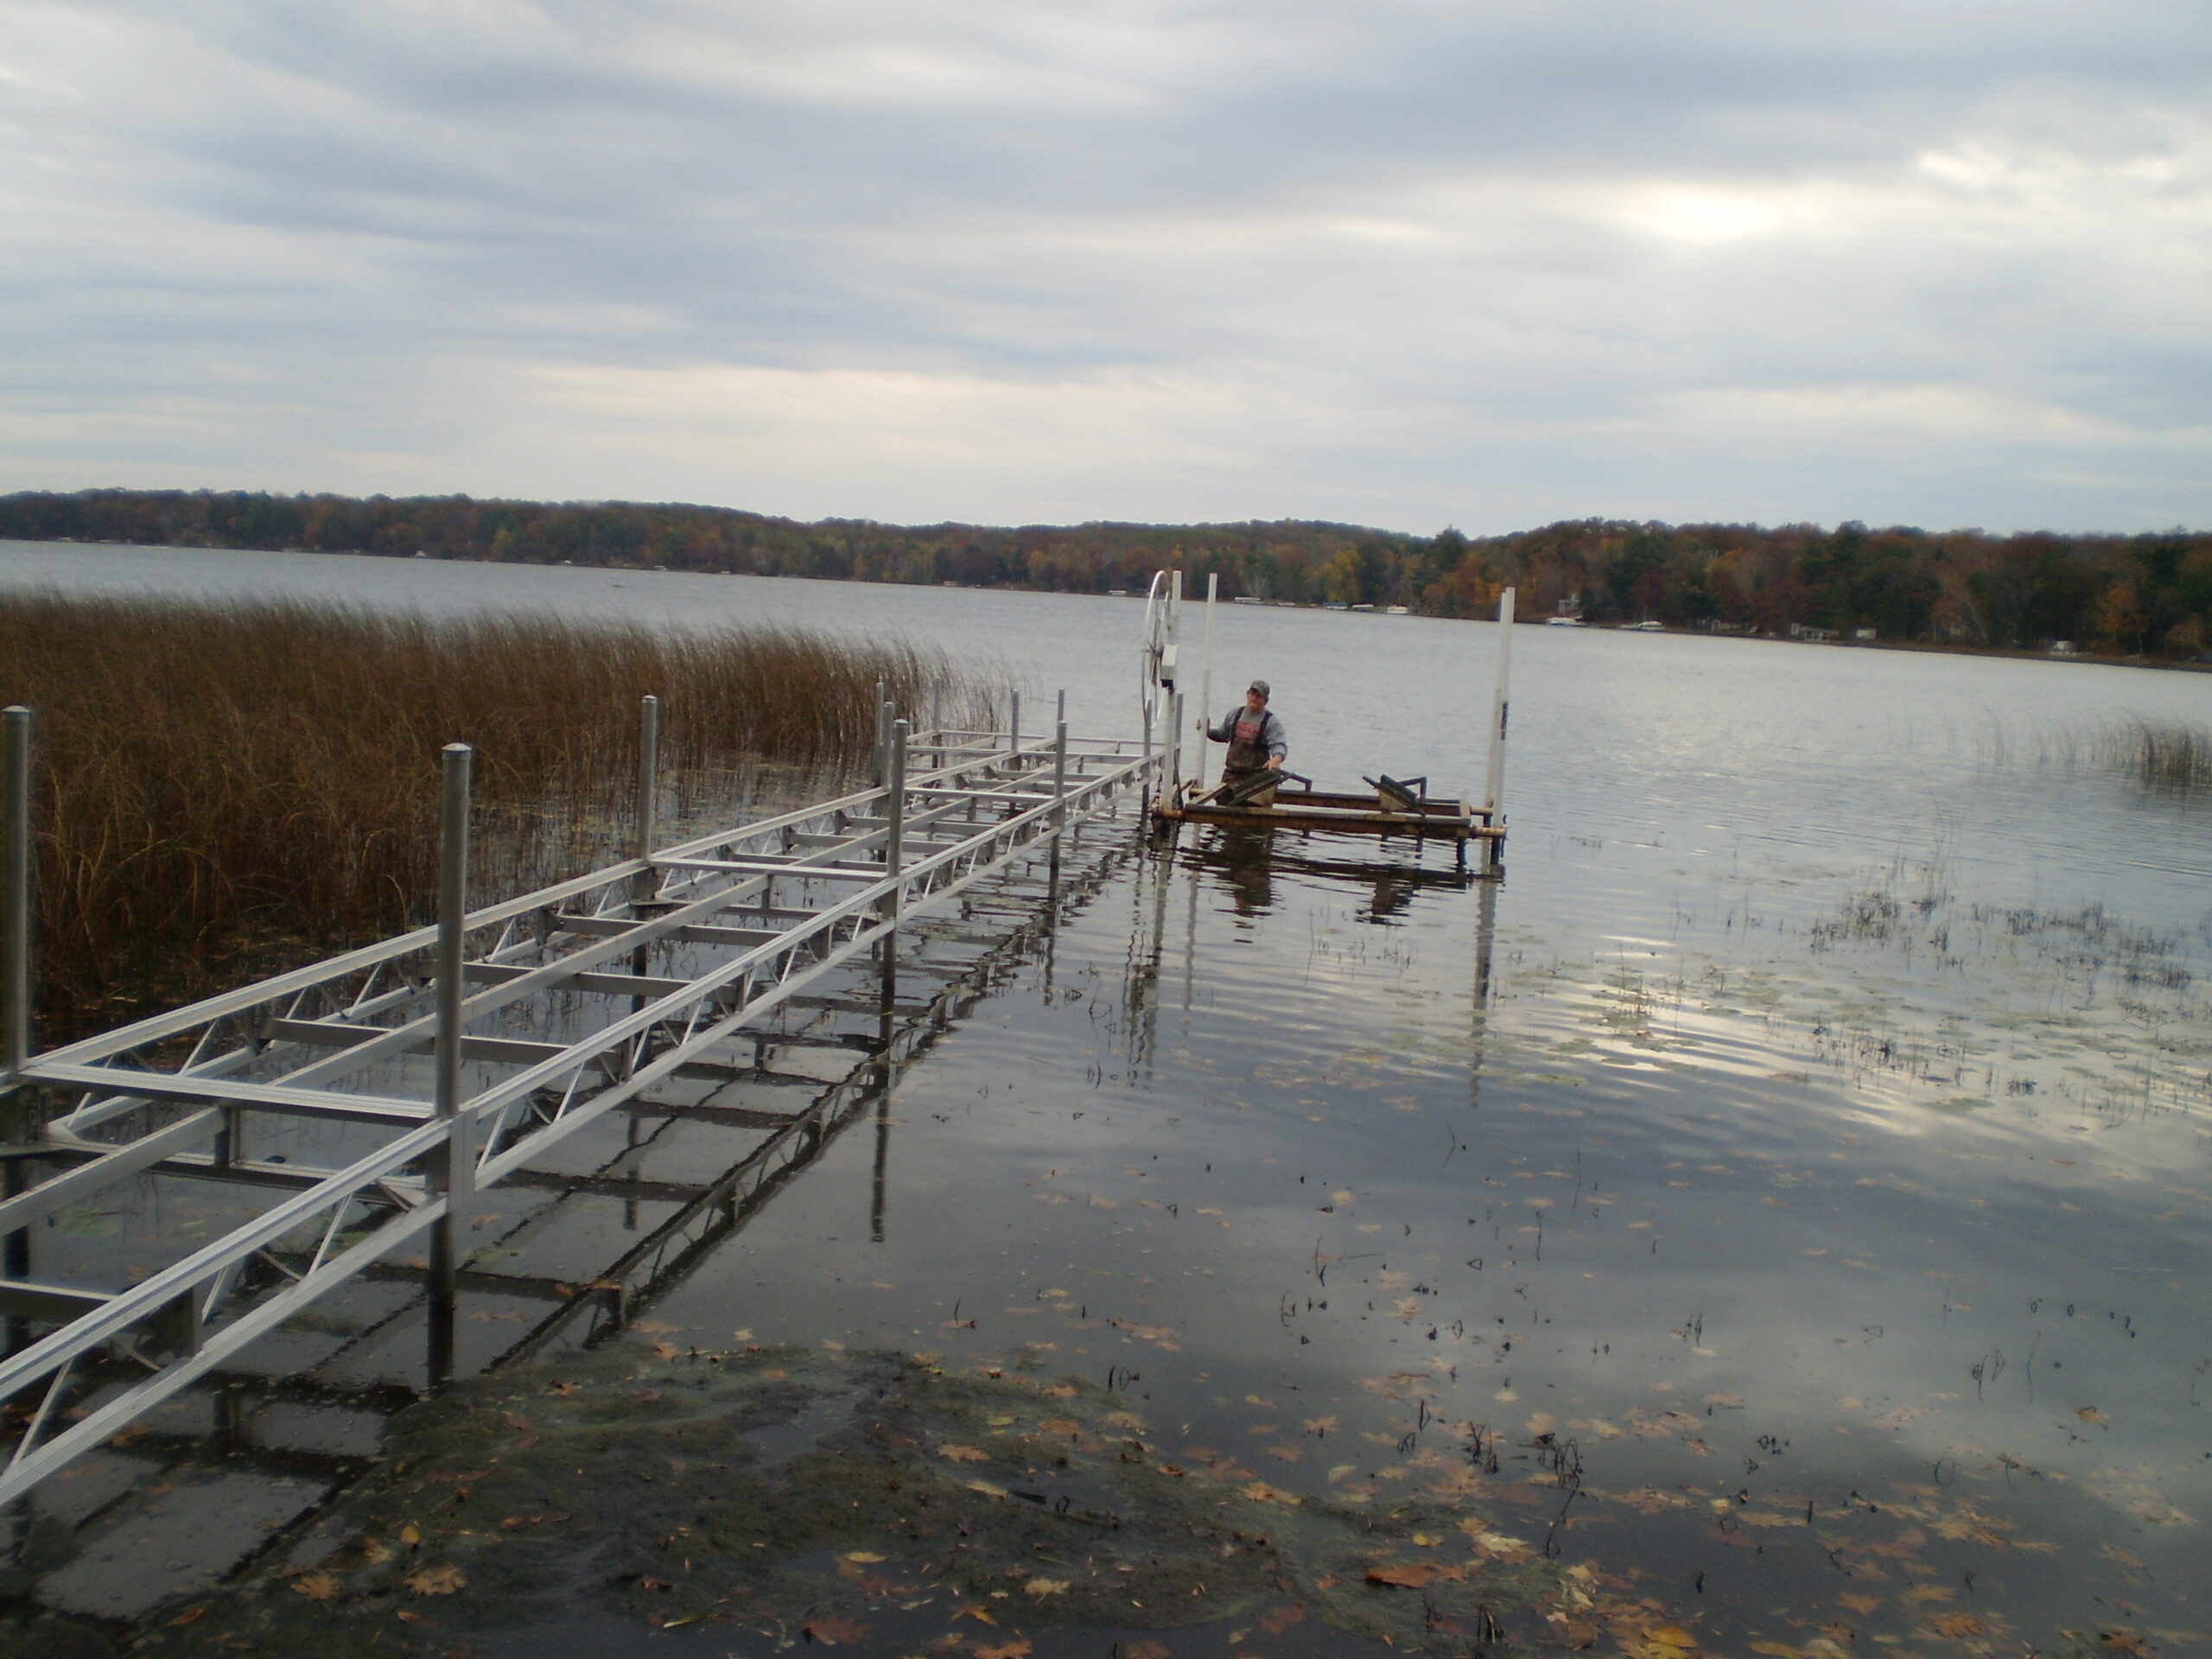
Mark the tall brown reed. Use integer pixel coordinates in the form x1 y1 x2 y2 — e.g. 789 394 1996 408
0 592 982 1040
2098 716 2212 794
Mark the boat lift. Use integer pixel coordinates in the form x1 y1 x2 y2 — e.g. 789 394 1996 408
1145 572 1514 868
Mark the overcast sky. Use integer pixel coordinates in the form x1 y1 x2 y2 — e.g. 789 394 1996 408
3 1 2207 535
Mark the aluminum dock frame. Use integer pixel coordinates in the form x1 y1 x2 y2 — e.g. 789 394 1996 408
0 713 1160 1505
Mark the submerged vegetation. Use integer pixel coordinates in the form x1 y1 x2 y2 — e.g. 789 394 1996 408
7 487 2212 658
92 1343 1674 1659
0 592 973 1041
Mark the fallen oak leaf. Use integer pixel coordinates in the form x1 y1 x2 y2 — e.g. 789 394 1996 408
1929 1612 1986 1638
2075 1407 2110 1427
404 1564 467 1596
1366 1562 1436 1588
291 1572 342 1602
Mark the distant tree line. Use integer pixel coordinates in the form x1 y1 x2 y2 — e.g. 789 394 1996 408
4 489 2207 660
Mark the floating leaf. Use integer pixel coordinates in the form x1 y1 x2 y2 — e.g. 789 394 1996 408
800 1614 870 1645
1366 1562 1435 1588
290 1572 342 1602
938 1443 988 1463
975 1642 1033 1659
1929 1613 1986 1639
1024 1577 1070 1598
405 1563 466 1597
2075 1407 2109 1427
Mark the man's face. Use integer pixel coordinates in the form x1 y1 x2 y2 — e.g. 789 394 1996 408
1244 690 1267 715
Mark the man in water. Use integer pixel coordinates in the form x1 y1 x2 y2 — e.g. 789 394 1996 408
1208 679 1288 805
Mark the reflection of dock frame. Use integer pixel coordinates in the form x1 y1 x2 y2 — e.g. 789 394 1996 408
0 704 1156 1505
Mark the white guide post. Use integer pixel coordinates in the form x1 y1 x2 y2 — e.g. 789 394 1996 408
1197 572 1217 792
1481 587 1515 822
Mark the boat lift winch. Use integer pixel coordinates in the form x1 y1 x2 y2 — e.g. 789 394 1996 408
1144 573 1513 870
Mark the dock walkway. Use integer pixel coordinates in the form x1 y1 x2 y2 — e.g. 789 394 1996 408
0 715 1156 1506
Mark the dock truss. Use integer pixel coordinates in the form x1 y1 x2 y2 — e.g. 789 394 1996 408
0 719 1158 1504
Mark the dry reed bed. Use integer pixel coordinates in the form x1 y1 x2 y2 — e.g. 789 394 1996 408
0 592 976 1040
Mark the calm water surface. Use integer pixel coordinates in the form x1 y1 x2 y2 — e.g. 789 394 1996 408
6 542 2211 1653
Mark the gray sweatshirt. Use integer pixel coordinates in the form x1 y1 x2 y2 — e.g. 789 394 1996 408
1209 704 1287 765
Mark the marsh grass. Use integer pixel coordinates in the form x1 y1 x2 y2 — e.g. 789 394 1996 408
1974 712 2212 797
1 591 981 1040
2094 716 2212 794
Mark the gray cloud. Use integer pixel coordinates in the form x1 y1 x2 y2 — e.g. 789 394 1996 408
2 0 2207 531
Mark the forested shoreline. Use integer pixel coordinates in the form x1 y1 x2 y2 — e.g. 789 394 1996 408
5 488 2208 660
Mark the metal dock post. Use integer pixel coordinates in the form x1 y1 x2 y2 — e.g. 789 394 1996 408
427 743 474 1385
883 721 907 918
1053 720 1068 827
3 708 33 1343
1480 588 1515 871
1198 572 1217 793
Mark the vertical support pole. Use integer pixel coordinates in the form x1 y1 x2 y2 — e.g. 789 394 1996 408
428 743 474 1387
634 696 660 863
1480 588 1516 869
3 708 30 1093
1053 720 1068 827
1167 691 1183 801
882 721 907 918
873 683 891 788
1198 572 1217 793
1008 692 1020 766
3 706 34 1323
930 685 944 770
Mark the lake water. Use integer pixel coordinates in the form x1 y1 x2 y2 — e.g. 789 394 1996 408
5 542 2211 1655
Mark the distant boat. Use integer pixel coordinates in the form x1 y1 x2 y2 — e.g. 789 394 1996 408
1231 595 1263 605
1350 603 1376 613
1545 614 1585 627
1384 606 1410 615
1627 620 1663 632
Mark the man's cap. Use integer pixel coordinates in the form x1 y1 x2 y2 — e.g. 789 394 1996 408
1248 678 1270 698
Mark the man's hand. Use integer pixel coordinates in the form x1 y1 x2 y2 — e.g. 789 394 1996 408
1265 755 1283 771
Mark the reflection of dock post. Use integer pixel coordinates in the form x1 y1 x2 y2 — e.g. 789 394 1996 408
429 742 475 1386
1479 588 1515 872
3 707 35 1354
1468 875 1499 1113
